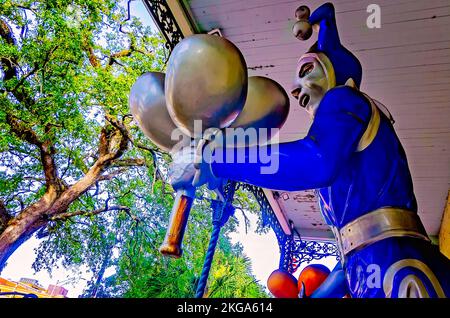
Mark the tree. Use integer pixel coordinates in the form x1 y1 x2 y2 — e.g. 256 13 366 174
0 0 166 269
0 0 268 298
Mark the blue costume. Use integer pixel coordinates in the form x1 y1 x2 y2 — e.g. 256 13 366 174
198 3 450 298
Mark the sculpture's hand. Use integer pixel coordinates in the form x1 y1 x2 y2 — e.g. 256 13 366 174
309 263 350 298
167 143 197 194
192 129 227 198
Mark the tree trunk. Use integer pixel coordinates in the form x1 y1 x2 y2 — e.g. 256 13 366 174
0 161 106 271
0 116 128 271
0 190 57 271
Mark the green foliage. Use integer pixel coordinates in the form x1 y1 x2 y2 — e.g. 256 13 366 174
0 0 267 298
111 197 267 298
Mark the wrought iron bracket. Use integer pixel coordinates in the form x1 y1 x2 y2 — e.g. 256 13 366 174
238 183 339 273
143 0 184 50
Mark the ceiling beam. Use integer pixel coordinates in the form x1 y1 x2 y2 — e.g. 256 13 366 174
168 0 198 36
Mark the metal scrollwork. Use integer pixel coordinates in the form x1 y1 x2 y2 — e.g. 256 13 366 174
238 183 339 273
143 0 184 50
287 236 340 273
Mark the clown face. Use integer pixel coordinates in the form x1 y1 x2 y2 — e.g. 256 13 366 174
291 53 335 118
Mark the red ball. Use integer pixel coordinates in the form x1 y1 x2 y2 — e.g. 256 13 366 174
267 269 299 298
298 264 330 297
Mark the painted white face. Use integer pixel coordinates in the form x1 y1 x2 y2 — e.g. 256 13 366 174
291 55 330 118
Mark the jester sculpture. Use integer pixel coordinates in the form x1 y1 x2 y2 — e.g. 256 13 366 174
167 2 450 298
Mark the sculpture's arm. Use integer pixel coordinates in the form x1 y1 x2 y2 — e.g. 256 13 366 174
308 2 340 52
209 87 371 191
310 262 349 298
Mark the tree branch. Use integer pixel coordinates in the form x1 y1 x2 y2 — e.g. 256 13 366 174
123 130 163 180
0 18 37 109
110 158 145 167
6 114 60 192
50 205 130 221
87 46 100 68
44 119 130 217
0 18 18 81
10 45 59 94
107 49 132 66
97 168 128 181
100 115 130 163
6 114 42 147
96 157 145 182
0 201 12 231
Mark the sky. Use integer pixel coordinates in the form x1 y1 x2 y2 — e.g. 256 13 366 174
2 0 337 297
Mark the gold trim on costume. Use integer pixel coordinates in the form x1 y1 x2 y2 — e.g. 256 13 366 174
398 275 430 298
383 259 446 298
298 53 380 152
339 80 381 152
334 208 429 257
345 78 357 88
356 94 381 152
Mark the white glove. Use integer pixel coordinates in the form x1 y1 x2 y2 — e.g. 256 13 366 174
192 128 227 199
167 143 197 194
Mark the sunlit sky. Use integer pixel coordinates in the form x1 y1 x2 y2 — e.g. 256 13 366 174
2 0 336 297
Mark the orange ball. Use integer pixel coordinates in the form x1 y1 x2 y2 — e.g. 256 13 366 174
298 264 330 297
267 269 299 298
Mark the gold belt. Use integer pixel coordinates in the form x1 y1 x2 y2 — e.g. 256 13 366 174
331 207 430 259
